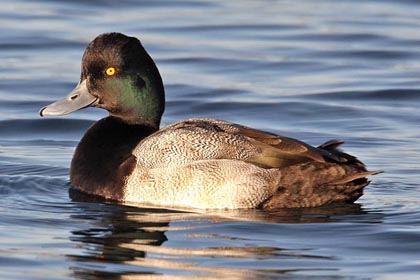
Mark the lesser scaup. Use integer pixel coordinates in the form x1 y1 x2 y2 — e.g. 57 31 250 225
40 33 380 209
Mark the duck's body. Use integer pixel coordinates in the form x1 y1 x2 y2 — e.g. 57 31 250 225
41 32 379 209
71 116 375 209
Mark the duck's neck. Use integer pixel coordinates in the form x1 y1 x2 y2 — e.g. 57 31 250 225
107 76 164 127
70 116 157 200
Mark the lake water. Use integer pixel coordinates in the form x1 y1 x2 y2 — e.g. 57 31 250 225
0 0 419 279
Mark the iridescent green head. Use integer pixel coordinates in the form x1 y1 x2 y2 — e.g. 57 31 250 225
40 32 165 127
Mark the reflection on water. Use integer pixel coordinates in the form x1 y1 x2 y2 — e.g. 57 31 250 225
69 208 169 279
68 191 385 279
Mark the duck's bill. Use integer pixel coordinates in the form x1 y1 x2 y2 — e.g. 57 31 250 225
39 79 97 116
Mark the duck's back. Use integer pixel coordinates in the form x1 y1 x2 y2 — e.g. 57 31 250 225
124 118 377 209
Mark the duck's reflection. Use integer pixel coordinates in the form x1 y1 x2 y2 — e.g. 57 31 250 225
68 189 383 279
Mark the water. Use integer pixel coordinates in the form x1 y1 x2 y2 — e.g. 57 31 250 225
0 0 419 279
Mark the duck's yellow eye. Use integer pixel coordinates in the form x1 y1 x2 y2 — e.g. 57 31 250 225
106 67 116 76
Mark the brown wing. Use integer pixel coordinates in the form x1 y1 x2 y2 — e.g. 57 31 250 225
228 123 340 168
134 118 347 170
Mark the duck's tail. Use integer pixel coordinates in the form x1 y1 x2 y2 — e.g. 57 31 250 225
318 138 383 174
317 139 366 168
260 140 382 209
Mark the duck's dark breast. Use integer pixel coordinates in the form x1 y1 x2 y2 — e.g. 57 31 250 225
70 116 156 200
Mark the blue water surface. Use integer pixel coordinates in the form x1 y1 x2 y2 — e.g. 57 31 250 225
0 0 419 279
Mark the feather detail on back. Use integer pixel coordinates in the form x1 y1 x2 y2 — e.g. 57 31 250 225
124 118 381 209
133 118 343 170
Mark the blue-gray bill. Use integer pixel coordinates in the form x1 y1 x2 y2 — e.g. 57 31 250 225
39 79 96 117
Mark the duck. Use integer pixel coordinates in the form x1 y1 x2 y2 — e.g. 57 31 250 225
40 32 380 209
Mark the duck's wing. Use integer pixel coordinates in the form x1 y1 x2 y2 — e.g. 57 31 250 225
132 118 343 169
225 121 348 167
127 118 379 209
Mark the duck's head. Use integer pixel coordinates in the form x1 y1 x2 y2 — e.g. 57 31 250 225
40 32 165 127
